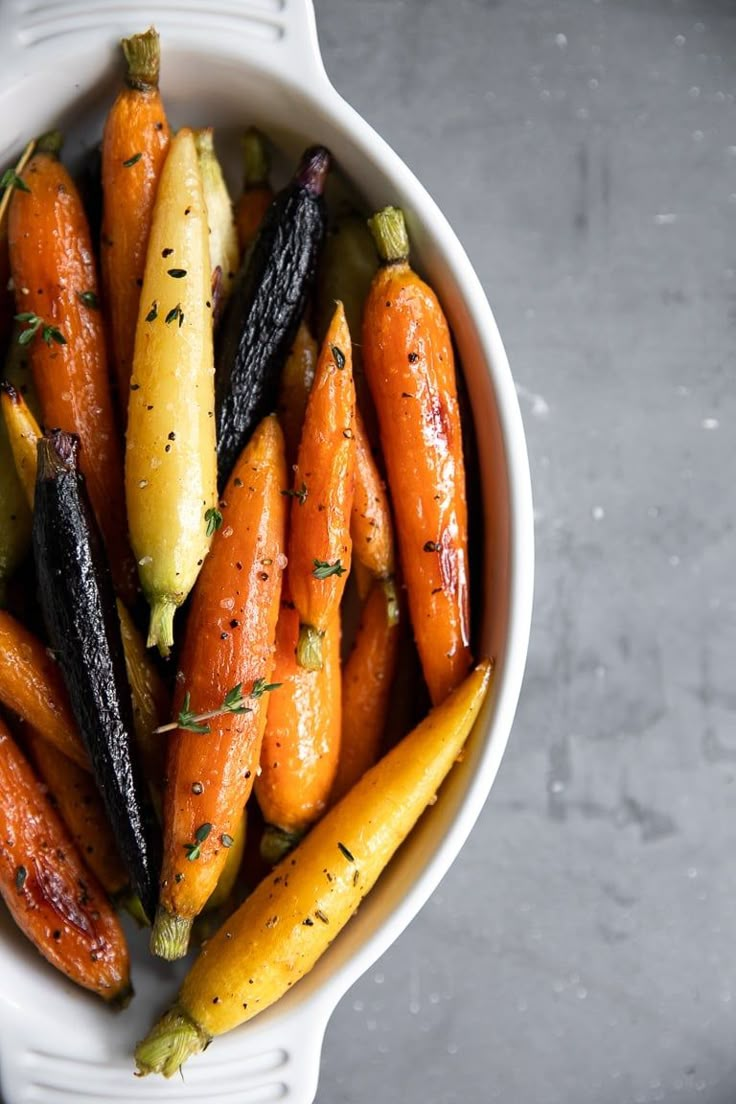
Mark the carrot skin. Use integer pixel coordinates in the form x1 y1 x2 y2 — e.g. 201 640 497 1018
101 27 171 413
350 407 394 581
8 143 136 602
0 608 89 770
0 716 131 1001
288 301 356 667
362 209 472 705
154 416 287 958
330 580 399 803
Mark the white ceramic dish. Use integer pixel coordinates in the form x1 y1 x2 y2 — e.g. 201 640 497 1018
0 1 534 1100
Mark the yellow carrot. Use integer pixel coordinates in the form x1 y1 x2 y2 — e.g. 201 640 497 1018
125 128 217 655
135 660 493 1075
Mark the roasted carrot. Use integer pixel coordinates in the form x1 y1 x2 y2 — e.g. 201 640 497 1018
24 727 128 900
205 808 247 912
350 407 395 583
0 715 131 1002
288 302 356 669
101 27 171 411
276 320 317 467
0 609 88 770
135 660 493 1073
116 600 168 805
125 127 217 655
234 128 273 254
194 129 238 327
152 415 287 960
256 598 341 863
0 142 35 351
8 131 135 602
330 580 400 804
363 206 472 705
1 380 41 506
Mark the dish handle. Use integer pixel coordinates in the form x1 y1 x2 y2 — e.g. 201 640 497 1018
0 998 332 1103
0 0 328 87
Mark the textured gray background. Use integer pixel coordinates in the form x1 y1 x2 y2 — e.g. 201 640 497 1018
313 1 736 1102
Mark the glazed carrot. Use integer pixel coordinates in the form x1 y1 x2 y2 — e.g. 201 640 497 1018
276 320 317 467
125 127 217 655
234 128 273 254
330 580 400 804
205 808 247 912
363 207 472 705
116 600 168 804
0 716 131 1002
256 599 341 863
152 415 287 960
1 380 41 506
0 141 35 350
8 131 135 602
288 302 356 669
24 727 128 900
101 27 171 411
0 609 88 770
350 408 394 582
194 129 238 326
135 660 493 1073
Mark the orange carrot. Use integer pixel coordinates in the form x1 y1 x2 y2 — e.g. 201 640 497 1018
24 727 128 900
0 716 130 1002
276 321 317 467
256 592 341 863
152 415 287 960
350 407 394 582
8 132 136 601
330 581 400 804
101 27 171 412
0 609 89 770
363 207 472 705
288 302 356 669
234 128 273 254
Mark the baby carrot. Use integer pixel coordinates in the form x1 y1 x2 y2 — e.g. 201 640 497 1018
194 128 238 326
363 206 472 705
0 715 131 1003
152 415 287 960
8 131 135 602
256 597 341 863
350 408 394 583
330 579 400 804
234 128 273 254
0 380 40 507
288 302 356 669
0 609 89 770
135 660 493 1074
101 27 171 412
125 127 217 655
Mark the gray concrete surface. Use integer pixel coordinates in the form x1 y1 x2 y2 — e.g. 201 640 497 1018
313 1 736 1101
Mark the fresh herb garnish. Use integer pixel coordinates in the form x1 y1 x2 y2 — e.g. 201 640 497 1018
205 507 223 536
331 344 345 370
0 169 30 195
15 313 66 347
123 152 143 168
77 290 99 309
251 677 282 699
165 303 184 327
312 559 346 580
145 300 158 323
184 822 212 861
281 482 307 505
154 679 278 736
337 841 355 863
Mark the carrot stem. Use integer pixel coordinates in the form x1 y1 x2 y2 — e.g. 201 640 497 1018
151 908 193 962
35 130 63 157
147 596 176 657
122 27 161 90
367 206 410 264
242 127 270 189
260 824 304 866
135 1006 209 1077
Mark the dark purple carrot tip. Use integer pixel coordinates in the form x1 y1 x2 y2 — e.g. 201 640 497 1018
296 145 331 195
36 429 80 479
